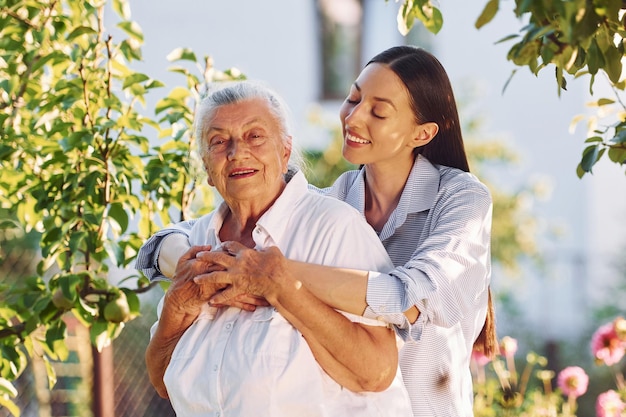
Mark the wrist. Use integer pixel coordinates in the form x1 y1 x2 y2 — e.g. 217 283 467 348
266 259 302 306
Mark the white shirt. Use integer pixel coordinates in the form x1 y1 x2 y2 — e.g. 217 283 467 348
139 156 493 417
157 171 413 417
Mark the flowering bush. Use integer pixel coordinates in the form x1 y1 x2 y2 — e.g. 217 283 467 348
472 317 626 416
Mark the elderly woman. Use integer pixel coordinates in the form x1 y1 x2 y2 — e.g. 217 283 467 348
145 81 412 417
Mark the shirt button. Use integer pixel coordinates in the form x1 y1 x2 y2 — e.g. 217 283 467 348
225 323 232 330
255 228 261 234
213 365 218 371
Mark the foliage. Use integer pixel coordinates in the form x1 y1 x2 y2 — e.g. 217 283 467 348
0 0 242 414
472 318 626 416
0 1 584 415
302 107 359 188
396 0 626 176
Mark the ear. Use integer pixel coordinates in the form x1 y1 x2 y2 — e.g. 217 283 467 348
411 122 439 148
281 136 293 174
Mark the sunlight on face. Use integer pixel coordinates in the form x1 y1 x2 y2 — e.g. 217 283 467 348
339 63 420 168
201 98 291 209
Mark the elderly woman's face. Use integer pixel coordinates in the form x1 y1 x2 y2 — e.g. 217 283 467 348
201 98 292 205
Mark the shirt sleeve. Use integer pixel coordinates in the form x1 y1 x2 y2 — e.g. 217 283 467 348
135 220 196 282
364 181 493 342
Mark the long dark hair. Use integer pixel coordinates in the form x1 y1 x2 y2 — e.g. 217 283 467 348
367 46 470 173
369 46 498 357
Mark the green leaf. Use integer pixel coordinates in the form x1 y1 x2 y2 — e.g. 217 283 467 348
604 44 623 83
587 39 605 75
104 240 125 266
122 73 150 90
45 320 68 361
580 144 600 173
608 145 626 164
584 136 603 143
495 34 520 45
117 21 144 43
594 98 615 107
108 202 129 233
609 129 626 145
91 320 111 352
42 356 57 390
112 0 131 20
66 26 97 41
475 0 499 29
0 395 20 417
145 79 165 90
501 68 518 94
121 288 140 316
166 47 197 62
0 378 17 397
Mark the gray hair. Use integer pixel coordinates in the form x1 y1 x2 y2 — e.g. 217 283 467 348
194 81 302 180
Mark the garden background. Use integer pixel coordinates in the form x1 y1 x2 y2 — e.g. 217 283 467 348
1 0 625 416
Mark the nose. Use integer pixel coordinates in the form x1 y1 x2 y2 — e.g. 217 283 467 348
226 138 246 160
341 101 364 127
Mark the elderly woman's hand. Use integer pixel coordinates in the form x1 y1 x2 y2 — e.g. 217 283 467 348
163 245 228 317
194 241 289 307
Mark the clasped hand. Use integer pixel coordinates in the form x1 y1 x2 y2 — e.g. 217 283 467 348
177 241 288 311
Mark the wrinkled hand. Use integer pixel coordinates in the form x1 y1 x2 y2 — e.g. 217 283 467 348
172 244 224 283
163 245 228 318
194 241 289 307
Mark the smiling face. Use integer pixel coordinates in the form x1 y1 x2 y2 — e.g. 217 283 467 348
339 63 434 168
200 98 292 209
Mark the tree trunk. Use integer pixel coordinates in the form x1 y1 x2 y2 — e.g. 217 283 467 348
92 345 115 417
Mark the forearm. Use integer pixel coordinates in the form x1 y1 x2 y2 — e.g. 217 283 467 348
158 233 192 278
286 260 368 314
145 275 208 398
145 326 183 399
270 282 397 392
145 312 194 398
288 260 419 323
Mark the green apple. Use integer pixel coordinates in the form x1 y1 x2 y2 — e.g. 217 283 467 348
52 288 74 310
104 291 131 323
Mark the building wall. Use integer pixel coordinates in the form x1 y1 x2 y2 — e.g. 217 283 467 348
127 0 626 343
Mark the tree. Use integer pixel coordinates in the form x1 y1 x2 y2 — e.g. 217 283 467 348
397 0 626 176
0 0 241 414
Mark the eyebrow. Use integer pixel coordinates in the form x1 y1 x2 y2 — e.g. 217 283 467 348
207 117 268 134
353 82 397 110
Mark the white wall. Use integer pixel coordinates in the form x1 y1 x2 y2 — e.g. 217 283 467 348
124 0 625 341
125 0 319 146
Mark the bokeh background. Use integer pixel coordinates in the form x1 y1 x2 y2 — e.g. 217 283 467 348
2 1 625 416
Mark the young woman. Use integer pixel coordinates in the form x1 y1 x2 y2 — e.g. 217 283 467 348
138 45 496 416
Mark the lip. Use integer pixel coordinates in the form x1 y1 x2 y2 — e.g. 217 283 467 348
345 132 371 147
228 167 258 178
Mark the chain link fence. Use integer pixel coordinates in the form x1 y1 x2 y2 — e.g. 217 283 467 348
1 236 175 417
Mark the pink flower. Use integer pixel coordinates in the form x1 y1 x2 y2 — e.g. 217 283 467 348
591 322 626 366
596 390 625 417
556 366 589 398
471 349 492 367
500 336 518 358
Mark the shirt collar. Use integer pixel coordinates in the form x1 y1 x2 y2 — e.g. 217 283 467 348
254 170 308 248
346 155 441 241
402 154 441 214
200 201 231 247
